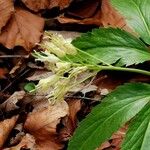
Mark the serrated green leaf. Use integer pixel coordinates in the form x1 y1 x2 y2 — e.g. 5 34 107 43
72 28 150 66
111 0 150 45
122 103 150 150
68 83 150 150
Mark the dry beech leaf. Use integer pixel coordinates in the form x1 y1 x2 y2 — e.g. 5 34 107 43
24 101 69 150
57 0 102 26
9 123 25 146
67 100 82 129
0 115 18 147
22 0 50 12
57 10 102 26
67 0 100 19
4 134 36 150
27 70 53 81
100 0 130 31
60 100 82 141
100 0 136 35
58 0 132 32
47 0 72 10
57 0 72 10
22 0 72 12
0 8 44 51
0 0 14 33
0 91 25 112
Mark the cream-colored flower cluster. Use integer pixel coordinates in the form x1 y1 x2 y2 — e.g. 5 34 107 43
33 32 96 103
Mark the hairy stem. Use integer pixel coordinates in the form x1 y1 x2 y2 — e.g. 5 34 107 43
72 63 150 76
94 65 150 76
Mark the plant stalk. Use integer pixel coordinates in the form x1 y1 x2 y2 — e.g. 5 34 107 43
96 65 150 76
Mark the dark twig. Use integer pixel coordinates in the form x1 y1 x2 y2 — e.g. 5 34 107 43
1 68 31 93
0 55 29 58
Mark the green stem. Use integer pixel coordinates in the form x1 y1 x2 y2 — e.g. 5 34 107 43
72 63 150 76
95 65 150 76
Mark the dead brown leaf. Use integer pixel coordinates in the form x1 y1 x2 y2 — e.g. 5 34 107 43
93 73 127 93
48 0 72 10
0 91 25 112
4 134 36 150
0 115 18 147
97 141 111 150
100 0 125 27
98 126 127 150
27 70 53 81
0 7 44 51
67 100 82 129
111 126 127 149
24 101 69 150
57 0 102 26
59 99 82 141
22 0 72 12
67 0 100 19
22 0 50 12
57 0 133 33
9 123 25 146
100 0 131 31
57 10 102 26
0 0 14 33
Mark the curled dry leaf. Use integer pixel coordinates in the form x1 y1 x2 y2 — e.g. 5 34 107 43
67 0 100 19
58 0 132 33
67 100 81 130
22 0 72 12
58 10 102 26
0 0 14 33
60 99 82 141
57 0 102 26
9 123 25 146
0 7 44 51
0 115 18 147
0 91 25 112
4 134 36 150
24 101 69 150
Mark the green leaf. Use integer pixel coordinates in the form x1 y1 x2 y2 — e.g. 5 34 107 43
24 82 35 92
122 103 150 150
68 83 150 150
72 28 150 66
111 0 150 45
